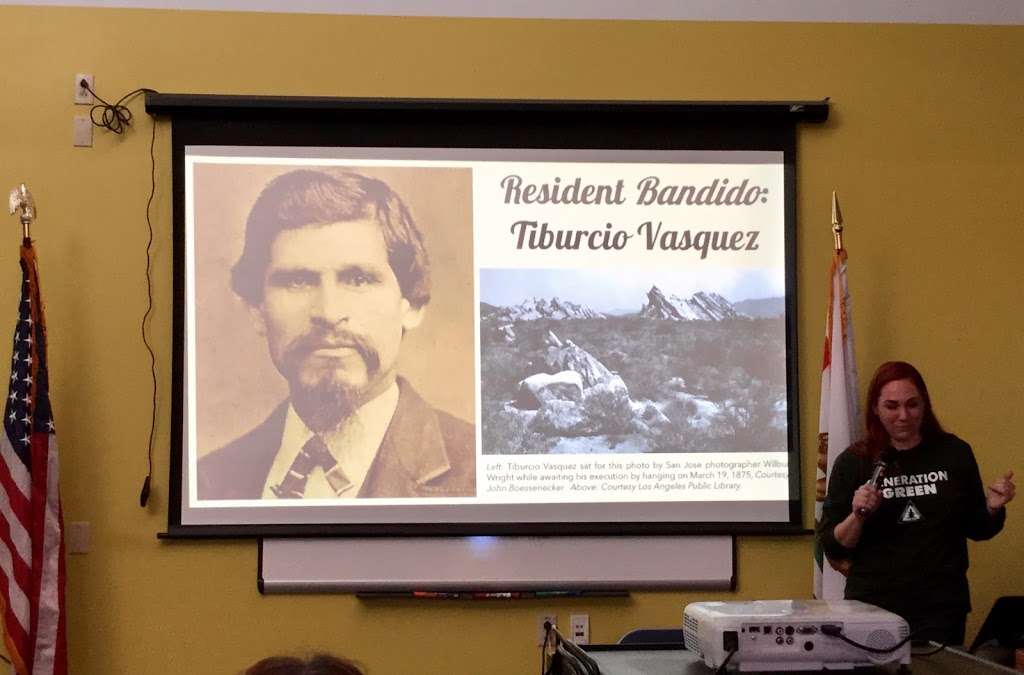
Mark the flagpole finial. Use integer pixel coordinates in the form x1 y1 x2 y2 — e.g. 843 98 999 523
8 184 36 241
831 191 844 252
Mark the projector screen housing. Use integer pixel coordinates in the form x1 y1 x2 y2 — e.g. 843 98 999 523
149 95 828 538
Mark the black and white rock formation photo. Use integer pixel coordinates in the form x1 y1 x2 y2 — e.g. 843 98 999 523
479 270 789 456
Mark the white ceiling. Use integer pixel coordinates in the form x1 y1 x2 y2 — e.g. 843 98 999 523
5 0 1024 24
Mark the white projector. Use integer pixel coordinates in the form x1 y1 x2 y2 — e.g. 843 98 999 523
683 599 911 671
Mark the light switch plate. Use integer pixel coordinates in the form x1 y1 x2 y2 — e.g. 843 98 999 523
73 116 92 147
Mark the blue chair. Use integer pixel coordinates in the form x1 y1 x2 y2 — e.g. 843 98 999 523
617 628 686 645
969 596 1024 653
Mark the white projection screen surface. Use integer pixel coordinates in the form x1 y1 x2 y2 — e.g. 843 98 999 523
152 96 827 538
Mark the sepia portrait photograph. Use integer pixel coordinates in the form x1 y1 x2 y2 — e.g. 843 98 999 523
188 161 476 501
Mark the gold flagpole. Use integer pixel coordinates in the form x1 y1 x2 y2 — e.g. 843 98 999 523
831 191 844 252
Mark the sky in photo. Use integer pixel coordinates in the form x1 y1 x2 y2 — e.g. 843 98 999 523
479 267 785 313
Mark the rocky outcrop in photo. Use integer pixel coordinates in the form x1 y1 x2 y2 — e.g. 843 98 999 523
515 370 584 409
542 331 623 390
640 286 741 321
484 296 606 322
478 287 789 455
504 331 645 441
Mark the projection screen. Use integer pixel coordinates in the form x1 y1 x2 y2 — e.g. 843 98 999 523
150 96 828 537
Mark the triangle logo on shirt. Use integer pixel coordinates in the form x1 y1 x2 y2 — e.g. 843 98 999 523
899 500 923 524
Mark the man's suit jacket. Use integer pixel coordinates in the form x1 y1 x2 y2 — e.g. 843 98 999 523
197 378 475 499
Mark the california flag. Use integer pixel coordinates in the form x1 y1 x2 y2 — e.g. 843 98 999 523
813 239 861 599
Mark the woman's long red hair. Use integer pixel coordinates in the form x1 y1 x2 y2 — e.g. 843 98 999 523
861 361 945 459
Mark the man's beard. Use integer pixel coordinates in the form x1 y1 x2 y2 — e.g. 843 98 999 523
281 328 382 433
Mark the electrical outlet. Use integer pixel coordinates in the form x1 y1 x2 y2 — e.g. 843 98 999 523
537 613 557 646
74 73 94 104
570 614 590 645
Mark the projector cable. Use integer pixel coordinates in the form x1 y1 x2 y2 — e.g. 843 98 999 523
820 623 919 654
911 642 948 656
79 79 162 508
558 635 599 675
541 621 601 675
80 80 157 135
541 621 555 675
715 648 736 674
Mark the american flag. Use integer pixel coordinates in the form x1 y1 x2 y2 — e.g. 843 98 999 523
0 242 66 675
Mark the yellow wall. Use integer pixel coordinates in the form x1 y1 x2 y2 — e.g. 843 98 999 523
0 6 1021 674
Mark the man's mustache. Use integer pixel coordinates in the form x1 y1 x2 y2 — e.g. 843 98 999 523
283 327 381 375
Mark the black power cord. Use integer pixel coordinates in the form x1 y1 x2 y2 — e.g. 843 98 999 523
541 622 601 675
821 623 939 655
80 79 161 507
81 80 156 135
715 649 736 674
911 642 948 656
541 621 554 675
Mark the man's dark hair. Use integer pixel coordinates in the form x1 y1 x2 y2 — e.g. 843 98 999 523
232 169 430 308
244 654 364 675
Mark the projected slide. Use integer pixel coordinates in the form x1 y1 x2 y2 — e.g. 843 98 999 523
177 146 795 531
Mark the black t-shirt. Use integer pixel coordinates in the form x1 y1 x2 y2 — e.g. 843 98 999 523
816 433 1004 616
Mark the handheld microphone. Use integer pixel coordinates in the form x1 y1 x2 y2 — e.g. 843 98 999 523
856 450 895 517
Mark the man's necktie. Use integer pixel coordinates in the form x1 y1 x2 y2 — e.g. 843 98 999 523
271 435 353 498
